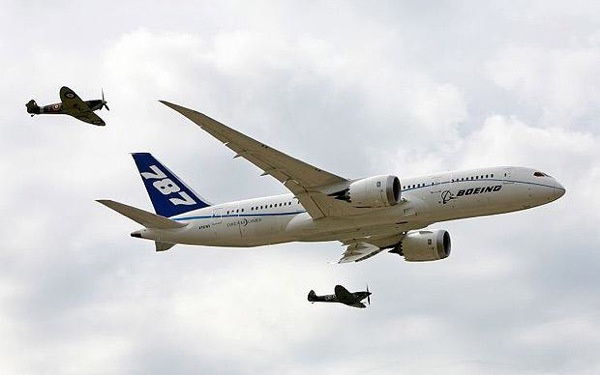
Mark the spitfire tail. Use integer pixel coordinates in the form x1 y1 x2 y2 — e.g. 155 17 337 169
131 153 211 217
26 100 40 115
307 290 317 302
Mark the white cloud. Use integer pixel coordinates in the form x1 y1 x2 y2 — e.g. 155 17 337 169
2 1 600 374
486 43 600 128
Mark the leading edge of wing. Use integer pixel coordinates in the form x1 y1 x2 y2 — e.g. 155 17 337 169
159 100 349 218
60 86 82 102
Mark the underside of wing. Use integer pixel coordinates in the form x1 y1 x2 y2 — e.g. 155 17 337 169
60 86 104 125
337 230 411 263
72 111 105 126
60 86 86 109
160 101 351 218
338 242 387 263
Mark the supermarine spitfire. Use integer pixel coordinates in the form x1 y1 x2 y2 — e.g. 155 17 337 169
26 86 109 126
308 285 372 308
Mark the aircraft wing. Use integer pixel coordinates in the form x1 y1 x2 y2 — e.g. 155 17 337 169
59 86 105 126
338 242 386 263
333 285 359 305
72 111 105 126
160 101 350 219
336 219 432 263
333 285 368 308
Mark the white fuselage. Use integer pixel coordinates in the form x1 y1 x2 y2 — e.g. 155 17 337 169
132 166 565 247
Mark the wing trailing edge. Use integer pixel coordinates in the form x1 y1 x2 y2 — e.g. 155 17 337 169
338 242 384 263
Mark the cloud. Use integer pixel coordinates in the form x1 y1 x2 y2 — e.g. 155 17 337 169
2 1 600 375
486 43 600 129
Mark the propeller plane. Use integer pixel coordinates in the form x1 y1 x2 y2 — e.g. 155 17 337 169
308 285 372 308
26 86 109 126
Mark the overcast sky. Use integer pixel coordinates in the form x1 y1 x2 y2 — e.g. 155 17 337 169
2 1 600 374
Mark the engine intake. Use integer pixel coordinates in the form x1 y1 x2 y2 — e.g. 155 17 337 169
390 230 451 262
331 175 401 208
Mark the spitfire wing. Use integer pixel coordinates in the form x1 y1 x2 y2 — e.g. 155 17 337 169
161 101 351 219
333 285 357 304
72 111 105 126
59 86 105 126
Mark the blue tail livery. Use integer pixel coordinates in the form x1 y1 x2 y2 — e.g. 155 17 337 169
131 153 211 217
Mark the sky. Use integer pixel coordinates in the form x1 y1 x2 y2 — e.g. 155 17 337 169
2 1 600 374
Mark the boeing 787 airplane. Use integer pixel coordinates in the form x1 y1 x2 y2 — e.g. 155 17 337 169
98 101 565 263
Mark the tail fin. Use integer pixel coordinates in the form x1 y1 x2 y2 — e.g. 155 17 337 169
307 290 317 302
131 153 211 217
26 100 40 115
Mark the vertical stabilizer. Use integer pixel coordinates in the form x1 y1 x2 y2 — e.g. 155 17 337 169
131 153 211 217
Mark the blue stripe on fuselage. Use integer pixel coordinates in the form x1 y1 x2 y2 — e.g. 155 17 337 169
174 210 306 222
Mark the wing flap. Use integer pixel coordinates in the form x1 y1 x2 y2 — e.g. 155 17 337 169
338 242 384 263
337 230 417 263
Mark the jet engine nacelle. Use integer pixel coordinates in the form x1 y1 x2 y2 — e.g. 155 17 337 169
345 175 401 208
391 230 451 262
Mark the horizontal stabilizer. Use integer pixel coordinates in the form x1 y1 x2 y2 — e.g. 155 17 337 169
97 199 186 229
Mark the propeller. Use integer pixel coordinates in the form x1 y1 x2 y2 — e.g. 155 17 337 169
101 88 110 111
366 284 371 305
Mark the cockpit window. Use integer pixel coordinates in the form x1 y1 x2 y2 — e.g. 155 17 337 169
534 171 549 177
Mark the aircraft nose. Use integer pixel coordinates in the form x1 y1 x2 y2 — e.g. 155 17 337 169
553 180 566 200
